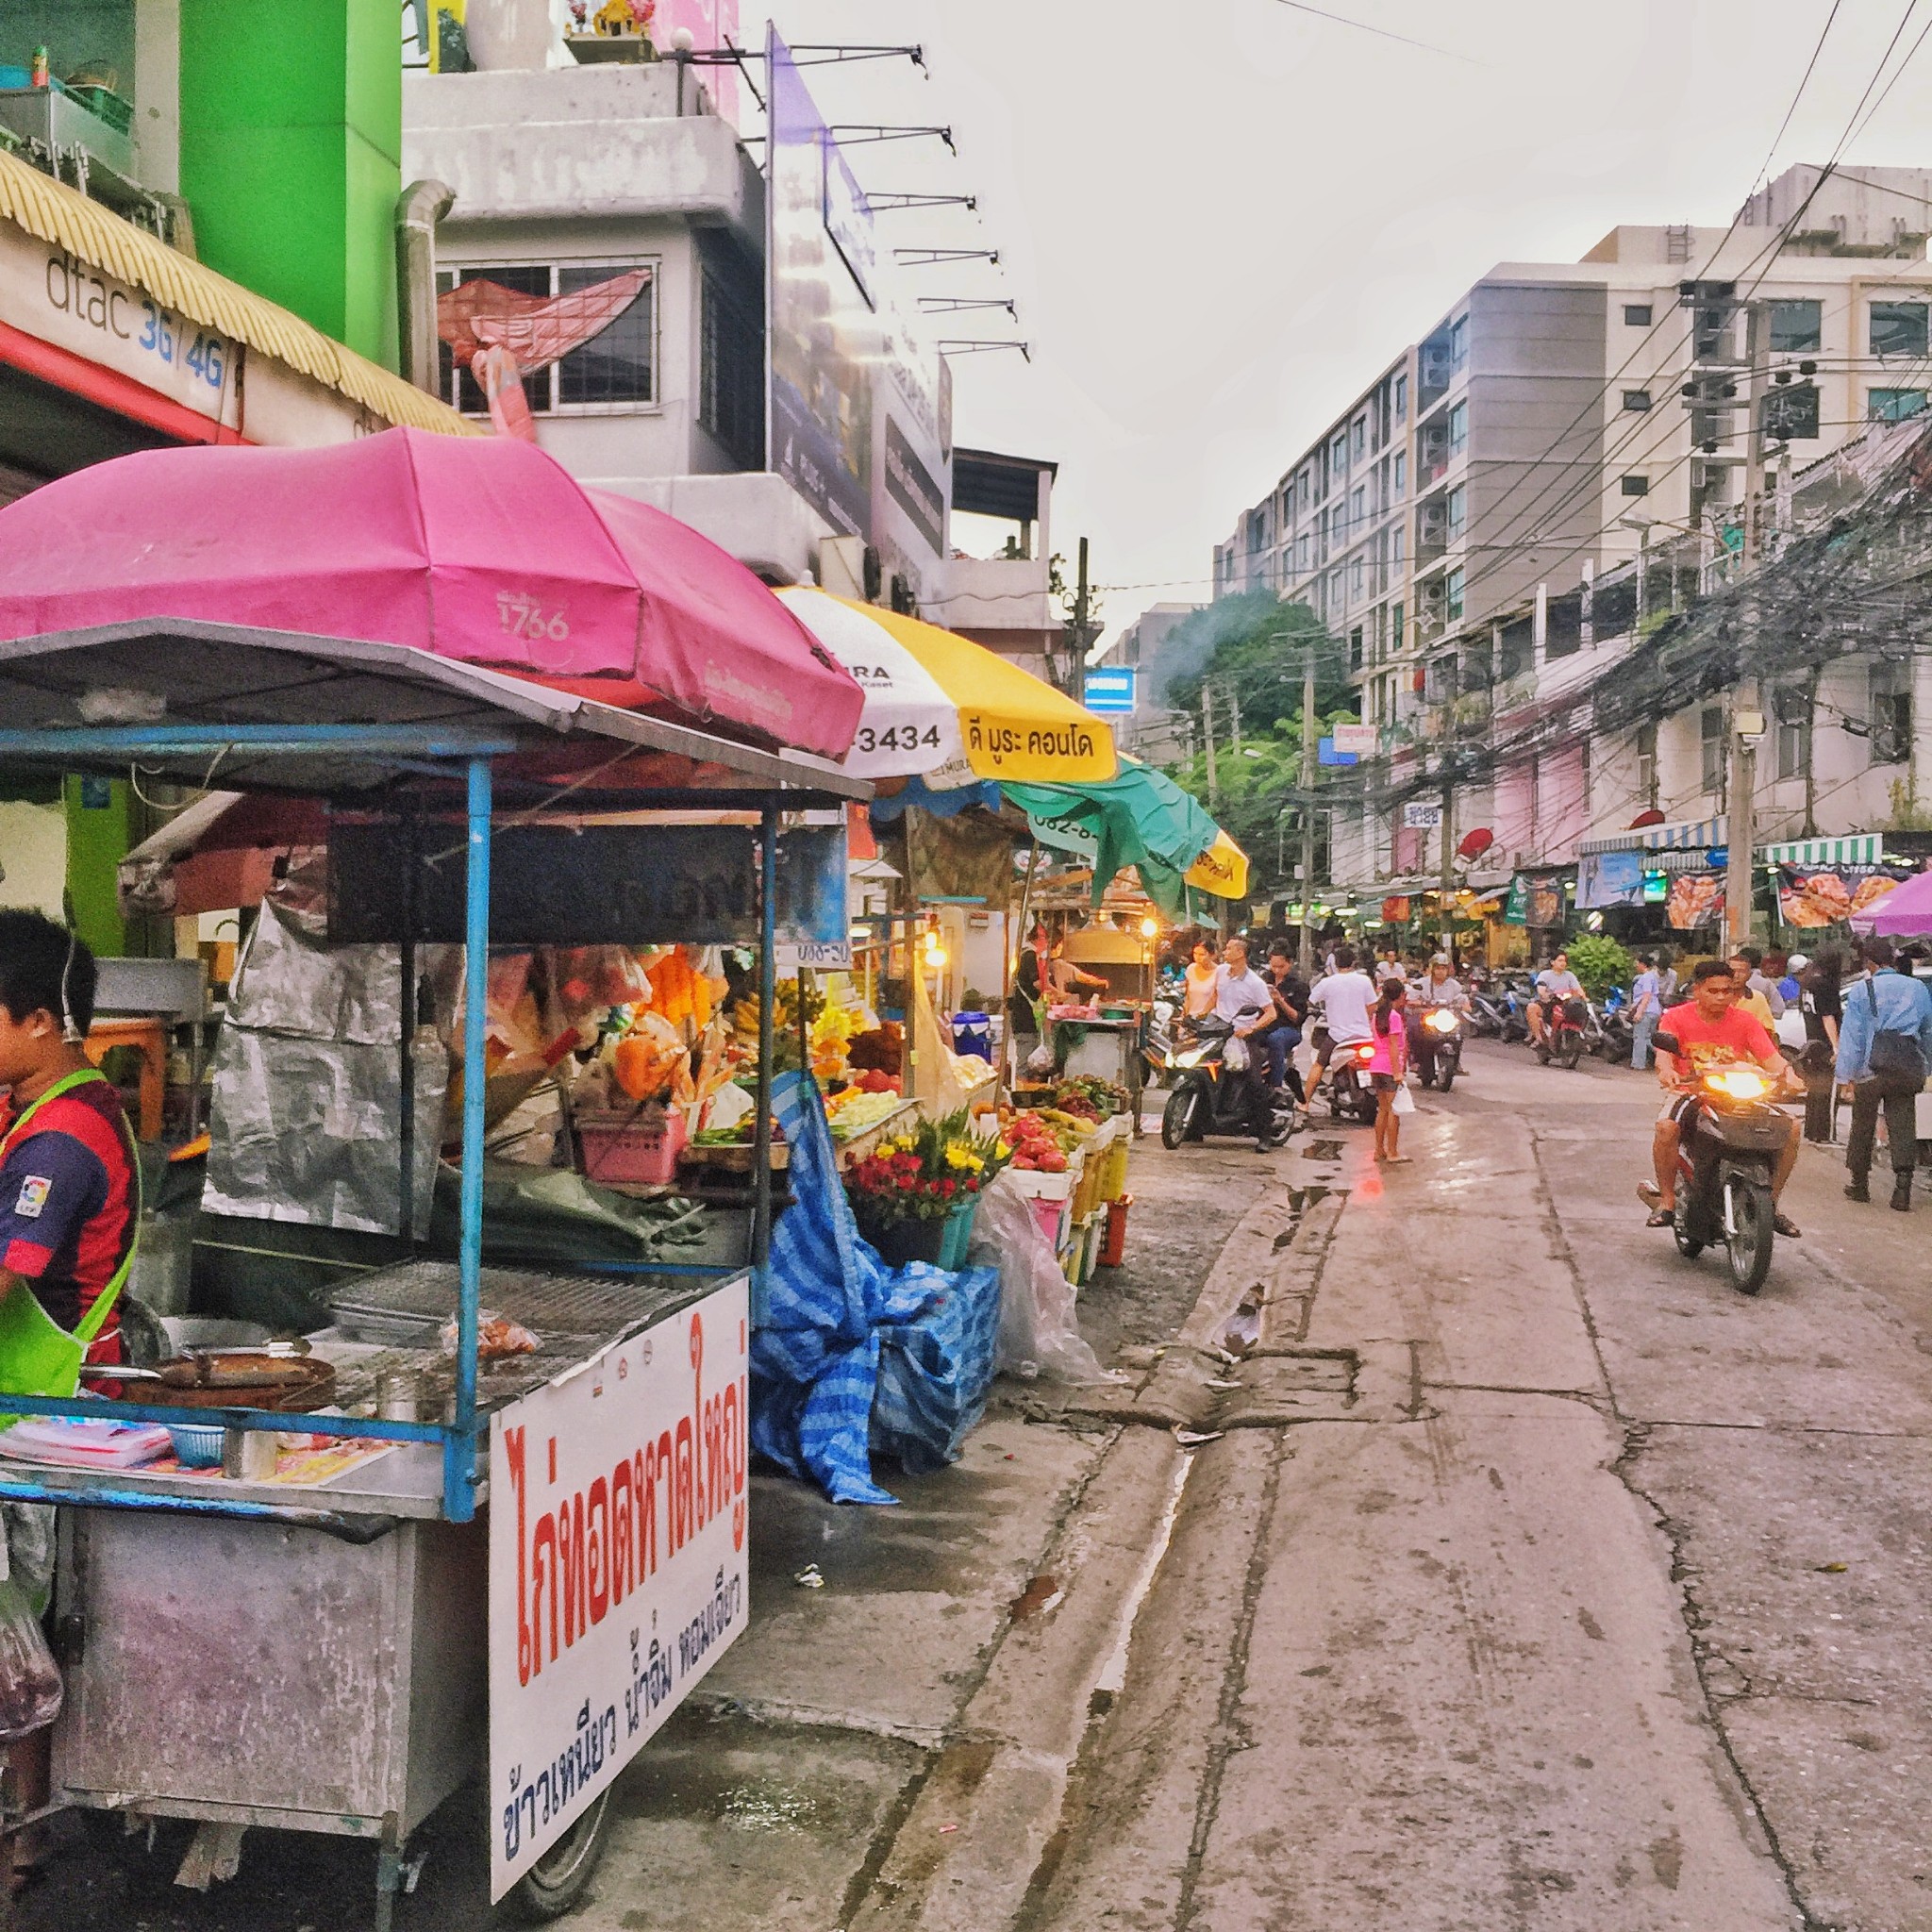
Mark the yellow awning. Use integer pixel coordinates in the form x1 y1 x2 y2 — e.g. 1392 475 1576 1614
1184 830 1249 900
0 148 480 439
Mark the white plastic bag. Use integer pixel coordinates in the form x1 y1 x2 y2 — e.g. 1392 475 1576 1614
968 1172 1108 1385
0 1575 62 1740
1775 1008 1808 1050
1224 1035 1250 1071
1391 1081 1415 1116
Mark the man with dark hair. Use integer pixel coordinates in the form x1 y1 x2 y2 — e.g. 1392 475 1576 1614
0 910 137 1382
1838 935 1932 1212
1641 957 1801 1233
1260 941 1308 1103
1303 941 1377 1118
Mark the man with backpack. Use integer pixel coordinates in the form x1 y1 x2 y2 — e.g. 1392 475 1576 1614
1837 936 1932 1213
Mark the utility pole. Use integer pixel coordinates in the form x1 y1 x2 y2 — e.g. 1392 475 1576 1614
1228 683 1242 758
1727 299 1769 952
1202 682 1220 808
1298 638 1318 974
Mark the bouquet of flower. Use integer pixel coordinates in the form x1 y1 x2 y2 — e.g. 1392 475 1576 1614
843 1108 1008 1230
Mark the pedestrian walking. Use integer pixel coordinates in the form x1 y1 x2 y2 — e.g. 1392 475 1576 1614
1367 978 1411 1164
1837 936 1932 1212
1629 953 1661 1071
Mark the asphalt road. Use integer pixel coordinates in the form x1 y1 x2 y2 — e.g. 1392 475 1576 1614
21 1048 1931 1931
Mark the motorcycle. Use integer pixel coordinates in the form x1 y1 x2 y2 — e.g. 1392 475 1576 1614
1468 984 1509 1040
1498 977 1534 1044
1414 1006 1464 1091
1160 1016 1296 1150
1652 1031 1790 1294
1594 986 1635 1064
1323 1035 1381 1124
1532 995 1589 1070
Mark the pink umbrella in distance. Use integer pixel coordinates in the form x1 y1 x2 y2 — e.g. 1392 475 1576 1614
1850 866 1932 937
0 427 863 758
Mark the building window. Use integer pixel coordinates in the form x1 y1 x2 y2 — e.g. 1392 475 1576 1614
1394 373 1407 421
1391 601 1405 652
1350 625 1364 673
1298 532 1310 572
1393 451 1407 498
1774 689 1807 782
1447 399 1468 458
1426 653 1457 704
441 261 658 414
1352 416 1367 461
1870 388 1928 423
1445 566 1464 622
1873 668 1913 763
1331 433 1348 475
1700 705 1725 795
1636 721 1657 806
1870 300 1929 358
1622 389 1652 411
1352 555 1365 596
1768 299 1822 353
1450 313 1469 372
1624 303 1653 327
1620 474 1650 496
1351 484 1367 530
1391 524 1406 567
698 257 764 470
1446 484 1466 543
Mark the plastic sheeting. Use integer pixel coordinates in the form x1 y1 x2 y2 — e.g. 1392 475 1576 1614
203 903 451 1237
751 1071 1001 1504
968 1171 1108 1386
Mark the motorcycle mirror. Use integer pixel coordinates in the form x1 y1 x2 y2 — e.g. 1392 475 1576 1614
1653 1031 1681 1058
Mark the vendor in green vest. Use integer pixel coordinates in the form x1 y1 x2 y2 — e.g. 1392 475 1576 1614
0 912 138 1389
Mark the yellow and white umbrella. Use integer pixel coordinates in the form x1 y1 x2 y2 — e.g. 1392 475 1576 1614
1184 829 1249 901
775 587 1117 787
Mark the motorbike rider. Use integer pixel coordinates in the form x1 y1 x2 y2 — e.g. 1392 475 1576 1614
1640 958 1803 1235
1303 941 1378 1122
1259 941 1308 1104
1527 950 1583 1050
1212 937 1280 1154
1409 953 1468 1084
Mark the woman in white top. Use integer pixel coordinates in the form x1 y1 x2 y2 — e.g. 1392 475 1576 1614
1183 940 1221 1020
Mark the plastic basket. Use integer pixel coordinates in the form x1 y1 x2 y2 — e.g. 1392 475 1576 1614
577 1108 686 1185
937 1197 978 1271
1099 1193 1132 1268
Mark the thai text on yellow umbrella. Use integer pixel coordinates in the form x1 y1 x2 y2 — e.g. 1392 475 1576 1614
1183 829 1249 900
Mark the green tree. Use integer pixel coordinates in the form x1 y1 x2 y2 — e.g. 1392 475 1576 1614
1565 935 1634 998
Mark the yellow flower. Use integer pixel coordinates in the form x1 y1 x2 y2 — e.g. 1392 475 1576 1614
944 1145 973 1171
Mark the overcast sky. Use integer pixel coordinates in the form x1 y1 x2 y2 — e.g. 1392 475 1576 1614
736 1 1932 642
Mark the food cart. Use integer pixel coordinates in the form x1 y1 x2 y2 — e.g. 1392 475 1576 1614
0 619 866 1926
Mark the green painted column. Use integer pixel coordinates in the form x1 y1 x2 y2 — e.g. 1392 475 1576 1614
62 775 133 960
176 0 401 369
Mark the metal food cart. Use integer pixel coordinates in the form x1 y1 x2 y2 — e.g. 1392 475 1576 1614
0 619 866 1925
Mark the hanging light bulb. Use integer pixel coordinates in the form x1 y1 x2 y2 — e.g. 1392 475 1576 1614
1139 915 1158 940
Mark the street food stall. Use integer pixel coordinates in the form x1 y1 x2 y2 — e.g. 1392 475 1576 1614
0 610 866 1926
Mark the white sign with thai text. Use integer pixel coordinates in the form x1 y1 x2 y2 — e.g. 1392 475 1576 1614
0 226 241 433
488 1275 750 1900
1402 802 1444 830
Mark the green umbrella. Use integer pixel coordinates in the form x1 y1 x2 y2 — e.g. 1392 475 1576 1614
1004 760 1224 916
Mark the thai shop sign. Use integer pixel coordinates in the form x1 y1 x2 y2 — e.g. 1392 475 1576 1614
328 822 849 946
0 225 241 432
490 1276 750 1900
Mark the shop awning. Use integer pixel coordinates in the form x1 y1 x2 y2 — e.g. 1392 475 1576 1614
1578 815 1727 856
1760 833 1883 868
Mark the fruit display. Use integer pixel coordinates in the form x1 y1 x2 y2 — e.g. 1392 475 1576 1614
1051 1075 1130 1120
1000 1107 1097 1173
824 1086 908 1143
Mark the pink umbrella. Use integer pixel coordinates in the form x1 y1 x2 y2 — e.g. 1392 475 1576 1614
0 427 862 758
1851 867 1932 937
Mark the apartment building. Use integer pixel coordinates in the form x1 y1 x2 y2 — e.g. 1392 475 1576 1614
1212 164 1932 908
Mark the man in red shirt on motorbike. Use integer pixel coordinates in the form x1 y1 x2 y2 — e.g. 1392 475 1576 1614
1641 958 1802 1236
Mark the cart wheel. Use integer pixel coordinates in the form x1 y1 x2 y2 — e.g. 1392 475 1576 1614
514 1792 611 1923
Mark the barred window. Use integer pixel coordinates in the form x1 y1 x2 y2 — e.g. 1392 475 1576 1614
438 261 657 415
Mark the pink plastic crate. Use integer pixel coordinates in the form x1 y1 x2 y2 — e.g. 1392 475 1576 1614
1029 1194 1067 1252
578 1108 687 1185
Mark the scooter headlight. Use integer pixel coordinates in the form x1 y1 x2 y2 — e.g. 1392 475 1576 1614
1174 1047 1206 1069
1706 1067 1769 1101
1424 1009 1458 1034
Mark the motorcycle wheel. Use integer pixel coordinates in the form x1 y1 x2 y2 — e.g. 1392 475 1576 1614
1161 1088 1200 1151
1672 1204 1704 1259
1556 1039 1582 1071
515 1791 612 1922
1436 1058 1457 1093
1724 1177 1775 1296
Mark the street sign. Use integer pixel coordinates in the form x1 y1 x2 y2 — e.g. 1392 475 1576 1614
1331 724 1377 757
1402 802 1443 829
1317 738 1358 767
1082 666 1137 715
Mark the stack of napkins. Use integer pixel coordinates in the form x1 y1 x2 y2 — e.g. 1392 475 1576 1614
0 1419 173 1468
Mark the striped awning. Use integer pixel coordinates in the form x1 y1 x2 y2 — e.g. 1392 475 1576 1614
1579 815 1728 857
1759 833 1882 868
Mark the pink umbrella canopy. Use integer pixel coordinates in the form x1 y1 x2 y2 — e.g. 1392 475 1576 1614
1850 866 1932 937
0 428 862 758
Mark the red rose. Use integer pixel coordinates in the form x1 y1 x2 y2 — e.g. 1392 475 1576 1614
897 1175 914 1190
941 1178 957 1197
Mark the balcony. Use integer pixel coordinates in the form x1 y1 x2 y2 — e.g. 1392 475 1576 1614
0 84 178 241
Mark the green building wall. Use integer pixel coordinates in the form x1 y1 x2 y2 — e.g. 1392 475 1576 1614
176 0 401 369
